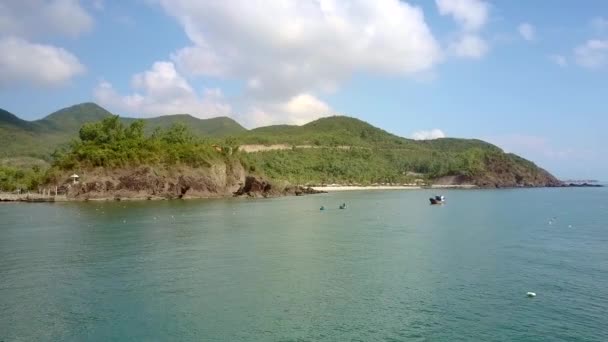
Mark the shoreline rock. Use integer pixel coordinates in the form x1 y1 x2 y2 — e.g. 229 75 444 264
233 176 326 198
563 182 603 188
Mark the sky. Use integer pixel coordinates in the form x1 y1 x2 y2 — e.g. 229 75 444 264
0 0 607 179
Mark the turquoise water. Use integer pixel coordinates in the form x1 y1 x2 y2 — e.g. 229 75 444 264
1 188 607 341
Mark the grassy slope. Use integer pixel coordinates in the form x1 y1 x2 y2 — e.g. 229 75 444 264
0 103 246 158
236 116 558 186
121 114 246 137
0 105 559 187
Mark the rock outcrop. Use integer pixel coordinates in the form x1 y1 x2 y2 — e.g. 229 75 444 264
65 162 246 200
432 161 563 189
233 176 326 197
61 163 325 200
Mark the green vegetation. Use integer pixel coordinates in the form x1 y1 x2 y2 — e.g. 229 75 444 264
0 165 45 192
235 116 520 185
0 103 558 191
122 115 246 137
0 103 245 159
239 145 514 185
240 116 410 147
52 116 231 170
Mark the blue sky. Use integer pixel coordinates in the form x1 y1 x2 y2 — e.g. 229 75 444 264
0 0 607 179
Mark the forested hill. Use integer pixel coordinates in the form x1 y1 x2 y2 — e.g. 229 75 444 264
0 103 561 191
0 103 246 158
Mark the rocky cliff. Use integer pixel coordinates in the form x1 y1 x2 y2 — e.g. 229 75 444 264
61 162 325 200
63 162 245 200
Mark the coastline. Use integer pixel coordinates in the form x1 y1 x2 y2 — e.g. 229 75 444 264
3 182 600 203
311 184 477 192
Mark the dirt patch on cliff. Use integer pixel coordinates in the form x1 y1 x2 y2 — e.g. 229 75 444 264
64 161 247 200
59 161 324 200
432 175 474 186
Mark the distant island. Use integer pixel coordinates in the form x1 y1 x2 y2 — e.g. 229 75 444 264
0 102 576 201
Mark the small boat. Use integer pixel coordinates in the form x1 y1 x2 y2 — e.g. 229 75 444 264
429 195 445 205
320 206 325 211
527 292 536 298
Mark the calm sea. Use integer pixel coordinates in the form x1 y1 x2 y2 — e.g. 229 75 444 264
1 188 607 341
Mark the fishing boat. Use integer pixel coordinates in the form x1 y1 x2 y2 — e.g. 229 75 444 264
429 195 445 205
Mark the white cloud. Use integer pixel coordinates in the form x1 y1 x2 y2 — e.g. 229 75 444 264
94 61 231 118
411 129 446 140
518 23 536 41
0 0 93 38
449 34 488 58
574 39 608 69
0 36 85 88
170 46 226 78
549 54 567 67
246 94 332 127
436 0 488 31
436 0 489 59
154 0 442 124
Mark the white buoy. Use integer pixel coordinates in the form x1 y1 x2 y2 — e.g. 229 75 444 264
527 292 536 298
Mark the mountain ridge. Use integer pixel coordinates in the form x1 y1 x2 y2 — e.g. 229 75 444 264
0 103 246 158
0 102 561 190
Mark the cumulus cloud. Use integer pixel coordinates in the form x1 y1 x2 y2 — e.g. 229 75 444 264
518 23 536 41
436 0 489 59
436 0 488 31
94 61 231 118
0 1 93 87
0 36 85 88
162 0 441 84
411 129 446 140
246 94 332 127
150 0 443 124
574 39 608 69
549 54 567 67
0 0 93 38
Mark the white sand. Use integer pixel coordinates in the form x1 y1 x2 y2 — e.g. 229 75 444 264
311 186 421 192
312 184 477 192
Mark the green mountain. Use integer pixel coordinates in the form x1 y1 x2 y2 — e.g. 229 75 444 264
0 103 561 190
121 114 246 137
0 103 246 159
236 116 558 187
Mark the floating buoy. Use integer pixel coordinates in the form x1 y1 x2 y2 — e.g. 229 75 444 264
526 292 536 298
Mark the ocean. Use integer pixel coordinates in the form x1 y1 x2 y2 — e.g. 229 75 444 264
1 188 607 341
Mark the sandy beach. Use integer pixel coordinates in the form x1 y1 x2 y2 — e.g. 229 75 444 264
311 184 477 192
311 185 420 192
